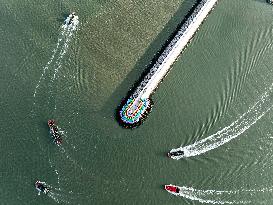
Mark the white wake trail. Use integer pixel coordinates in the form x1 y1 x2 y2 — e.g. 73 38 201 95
169 185 273 204
48 191 71 204
33 19 79 99
170 85 273 159
52 26 76 80
33 35 63 98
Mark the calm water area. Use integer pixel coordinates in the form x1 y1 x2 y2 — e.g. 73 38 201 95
1 0 273 204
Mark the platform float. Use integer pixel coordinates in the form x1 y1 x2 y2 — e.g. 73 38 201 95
117 0 219 128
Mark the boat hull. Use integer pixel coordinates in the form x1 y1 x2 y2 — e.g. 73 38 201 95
165 184 180 195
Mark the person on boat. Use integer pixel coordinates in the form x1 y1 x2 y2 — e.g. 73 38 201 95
176 187 180 193
54 137 62 145
48 120 63 145
52 126 58 133
37 183 45 192
53 132 62 144
53 132 60 139
68 12 76 25
35 181 49 194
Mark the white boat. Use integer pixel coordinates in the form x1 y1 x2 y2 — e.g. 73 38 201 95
64 12 79 28
167 150 184 158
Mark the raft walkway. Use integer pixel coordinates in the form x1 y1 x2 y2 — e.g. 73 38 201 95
118 0 219 128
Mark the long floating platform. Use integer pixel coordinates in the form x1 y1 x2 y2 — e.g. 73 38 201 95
117 0 219 128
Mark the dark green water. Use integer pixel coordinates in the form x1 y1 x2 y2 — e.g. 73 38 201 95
1 0 273 204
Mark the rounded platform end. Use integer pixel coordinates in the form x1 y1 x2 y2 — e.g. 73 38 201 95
118 97 152 128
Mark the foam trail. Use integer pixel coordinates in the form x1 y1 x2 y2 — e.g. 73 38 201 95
170 85 273 159
48 159 61 188
166 185 273 204
33 18 79 98
59 146 84 172
33 35 63 98
61 131 77 150
52 26 76 80
48 191 70 204
44 171 73 204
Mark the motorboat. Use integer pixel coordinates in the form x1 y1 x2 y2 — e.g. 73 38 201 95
48 119 62 145
68 12 76 25
35 181 49 194
165 184 180 194
167 150 184 158
48 119 59 135
64 12 79 26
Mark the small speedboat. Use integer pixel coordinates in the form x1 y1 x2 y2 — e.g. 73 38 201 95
64 12 79 26
165 184 180 194
48 119 62 145
35 181 49 194
68 12 76 25
167 150 184 158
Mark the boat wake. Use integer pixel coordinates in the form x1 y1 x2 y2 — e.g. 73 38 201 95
58 146 85 172
170 185 273 204
52 127 83 171
48 126 84 172
33 15 79 100
47 186 89 204
47 189 72 204
169 85 273 159
47 160 83 204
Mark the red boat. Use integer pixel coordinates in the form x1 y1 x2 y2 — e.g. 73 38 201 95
47 119 62 145
165 185 180 194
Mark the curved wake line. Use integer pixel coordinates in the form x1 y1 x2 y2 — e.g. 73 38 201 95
33 35 63 98
172 186 272 204
170 85 273 159
33 22 78 99
52 28 75 81
48 192 71 204
171 185 273 204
